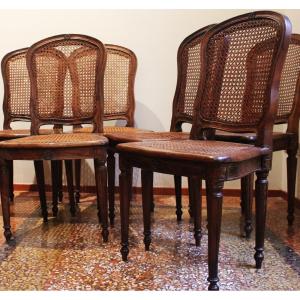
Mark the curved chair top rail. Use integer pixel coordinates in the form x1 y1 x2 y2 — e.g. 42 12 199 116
2 47 30 129
190 11 292 148
170 24 215 132
103 44 137 127
26 34 106 134
276 34 300 134
2 43 137 129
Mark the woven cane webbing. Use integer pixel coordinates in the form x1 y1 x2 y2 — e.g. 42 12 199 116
27 35 106 129
118 139 266 163
2 49 30 123
74 126 150 134
106 131 190 143
0 133 108 148
177 34 204 119
276 35 300 122
104 45 136 120
198 17 283 129
170 26 215 128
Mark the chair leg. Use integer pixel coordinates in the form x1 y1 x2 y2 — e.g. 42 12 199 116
57 160 63 203
107 150 115 226
8 160 14 203
148 168 155 213
0 159 13 241
206 177 224 291
241 174 254 238
254 170 269 269
174 175 183 221
189 176 202 246
74 159 81 203
65 160 76 217
51 160 59 217
187 176 195 218
119 157 132 261
34 160 48 222
94 158 109 242
142 169 153 251
287 148 297 225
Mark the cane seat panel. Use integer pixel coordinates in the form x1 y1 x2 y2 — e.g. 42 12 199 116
117 140 268 163
214 130 289 144
106 131 190 143
0 133 108 148
73 126 151 134
0 129 55 139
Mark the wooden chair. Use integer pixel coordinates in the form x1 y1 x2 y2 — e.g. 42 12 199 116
0 34 109 243
214 34 300 237
72 44 150 214
0 48 60 203
105 25 214 224
117 11 291 290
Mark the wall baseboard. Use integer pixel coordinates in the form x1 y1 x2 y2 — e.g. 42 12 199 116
13 184 299 208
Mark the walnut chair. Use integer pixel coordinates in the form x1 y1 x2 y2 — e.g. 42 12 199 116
117 11 291 290
105 25 214 224
0 34 109 243
72 44 150 214
214 34 300 237
0 48 61 204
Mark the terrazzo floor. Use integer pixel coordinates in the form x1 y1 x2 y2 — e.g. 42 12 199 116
0 191 300 290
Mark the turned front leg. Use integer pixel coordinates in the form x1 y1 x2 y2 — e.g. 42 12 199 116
65 160 76 217
51 160 60 217
119 156 132 261
189 176 202 246
0 159 13 241
142 169 153 251
74 159 81 203
206 178 224 291
174 175 183 221
8 160 14 203
107 149 116 226
254 170 269 269
57 160 63 203
34 160 48 222
241 174 254 238
94 158 109 242
287 148 297 225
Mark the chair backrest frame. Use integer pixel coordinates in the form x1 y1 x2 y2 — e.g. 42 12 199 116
277 34 300 135
2 47 30 129
26 34 107 135
2 43 137 130
170 24 215 132
190 11 291 149
103 44 137 127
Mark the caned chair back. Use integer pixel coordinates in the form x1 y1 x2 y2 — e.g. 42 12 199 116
191 11 291 148
170 25 215 131
2 48 30 129
276 34 300 134
26 34 106 134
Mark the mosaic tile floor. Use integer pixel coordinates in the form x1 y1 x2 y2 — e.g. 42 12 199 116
0 191 300 290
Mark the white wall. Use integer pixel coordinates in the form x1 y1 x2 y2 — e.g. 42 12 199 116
0 9 298 191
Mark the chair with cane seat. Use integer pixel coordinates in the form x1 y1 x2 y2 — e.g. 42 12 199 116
0 48 62 205
117 11 291 290
72 45 151 223
214 34 300 237
105 25 214 225
0 34 109 243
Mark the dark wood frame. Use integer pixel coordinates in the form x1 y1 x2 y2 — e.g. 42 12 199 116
215 34 300 236
1 48 64 204
117 11 291 290
103 25 214 225
73 44 138 221
0 34 109 243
